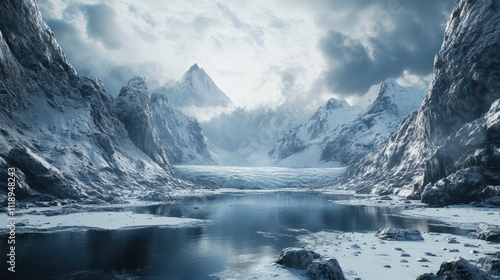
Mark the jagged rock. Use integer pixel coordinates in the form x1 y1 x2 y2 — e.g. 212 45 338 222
0 157 31 199
8 147 81 199
276 247 320 270
306 258 346 280
477 255 500 276
114 77 171 169
416 257 494 280
421 167 489 206
376 228 424 241
476 223 500 242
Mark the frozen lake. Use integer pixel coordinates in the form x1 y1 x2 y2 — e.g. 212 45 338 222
0 191 471 280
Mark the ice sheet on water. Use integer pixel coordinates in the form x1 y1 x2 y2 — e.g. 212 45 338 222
173 165 344 189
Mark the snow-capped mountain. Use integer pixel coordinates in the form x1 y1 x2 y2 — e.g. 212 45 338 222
340 0 500 206
0 0 193 204
269 98 361 166
270 80 427 167
321 80 428 165
151 91 214 164
154 64 235 121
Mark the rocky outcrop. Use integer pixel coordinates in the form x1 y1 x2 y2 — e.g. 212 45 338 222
475 223 500 242
276 247 345 280
306 258 345 280
114 76 171 170
417 257 494 280
340 0 500 206
376 228 424 241
477 252 500 276
276 247 321 270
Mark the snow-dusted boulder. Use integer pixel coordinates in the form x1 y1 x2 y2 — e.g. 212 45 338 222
416 257 493 280
477 253 500 276
276 247 346 280
306 258 345 280
476 223 500 242
276 247 320 270
376 228 424 241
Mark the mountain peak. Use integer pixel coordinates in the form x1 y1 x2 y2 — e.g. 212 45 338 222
379 79 400 93
127 76 148 90
188 63 200 71
325 98 349 110
182 63 208 82
154 64 234 114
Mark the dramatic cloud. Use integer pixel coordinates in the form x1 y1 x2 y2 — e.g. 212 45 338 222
36 0 453 109
314 0 454 96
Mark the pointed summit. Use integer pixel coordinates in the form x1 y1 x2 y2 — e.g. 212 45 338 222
154 64 234 115
325 98 349 110
188 63 200 71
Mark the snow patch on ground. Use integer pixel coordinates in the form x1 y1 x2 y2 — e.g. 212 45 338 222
401 206 500 230
296 230 500 280
0 211 205 233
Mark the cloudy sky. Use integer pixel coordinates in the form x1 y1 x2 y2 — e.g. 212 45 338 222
37 0 454 111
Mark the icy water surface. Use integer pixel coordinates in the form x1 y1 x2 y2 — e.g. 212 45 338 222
1 192 470 279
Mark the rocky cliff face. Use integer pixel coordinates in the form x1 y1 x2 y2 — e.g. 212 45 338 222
341 0 500 206
151 93 214 164
0 0 182 203
114 77 171 170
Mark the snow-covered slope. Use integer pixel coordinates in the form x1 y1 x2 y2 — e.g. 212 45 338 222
269 98 361 164
154 64 235 121
321 80 428 165
340 0 500 206
270 80 427 167
0 0 191 204
151 92 214 164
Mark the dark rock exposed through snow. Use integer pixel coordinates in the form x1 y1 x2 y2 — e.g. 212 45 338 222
416 256 494 280
376 228 424 241
276 247 345 280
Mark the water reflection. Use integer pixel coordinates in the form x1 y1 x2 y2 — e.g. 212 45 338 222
0 192 470 279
